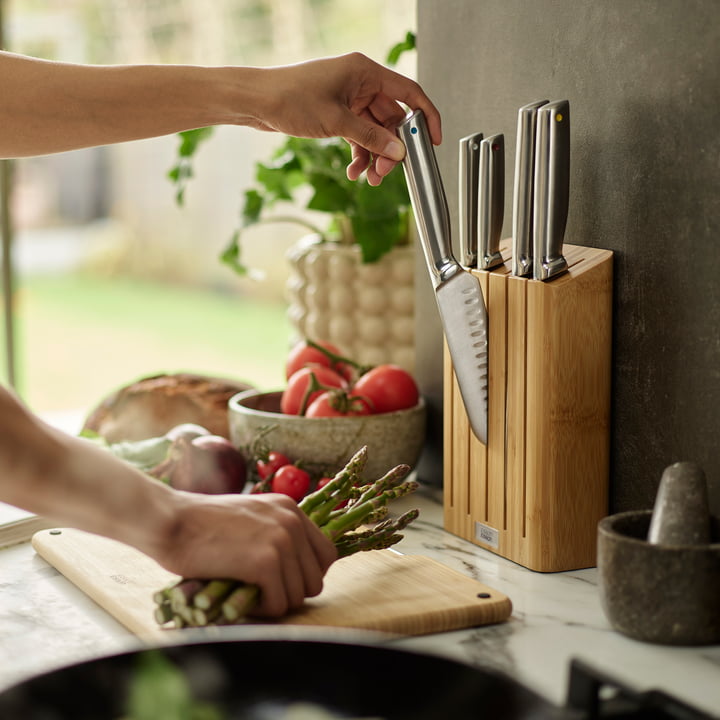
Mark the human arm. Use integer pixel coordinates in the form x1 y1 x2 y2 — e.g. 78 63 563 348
0 50 441 184
0 385 336 617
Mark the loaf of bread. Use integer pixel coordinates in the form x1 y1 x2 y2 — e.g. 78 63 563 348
82 373 254 442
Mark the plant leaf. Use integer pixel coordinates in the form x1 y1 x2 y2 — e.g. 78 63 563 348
307 172 352 213
219 230 248 276
167 128 214 206
355 167 409 218
348 167 411 262
386 31 416 67
177 127 214 158
241 189 264 227
255 162 294 201
351 212 402 263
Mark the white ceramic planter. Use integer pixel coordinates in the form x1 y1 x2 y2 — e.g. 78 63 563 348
286 235 415 373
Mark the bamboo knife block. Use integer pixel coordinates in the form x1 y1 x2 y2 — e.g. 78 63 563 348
443 242 613 572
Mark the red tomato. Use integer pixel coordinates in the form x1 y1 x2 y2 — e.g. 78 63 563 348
316 477 333 490
314 476 348 508
352 364 419 413
285 339 354 382
271 464 311 502
256 450 292 480
305 390 372 418
280 364 346 415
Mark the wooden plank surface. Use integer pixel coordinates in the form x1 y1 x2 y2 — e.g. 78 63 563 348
32 528 512 641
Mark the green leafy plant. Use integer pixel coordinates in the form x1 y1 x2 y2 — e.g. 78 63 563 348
168 32 417 276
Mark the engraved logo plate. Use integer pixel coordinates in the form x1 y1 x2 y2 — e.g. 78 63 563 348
475 521 499 549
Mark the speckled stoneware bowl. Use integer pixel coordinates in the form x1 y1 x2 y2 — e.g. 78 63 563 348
597 510 720 645
228 389 426 479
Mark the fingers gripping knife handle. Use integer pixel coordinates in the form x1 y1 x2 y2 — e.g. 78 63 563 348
396 109 489 444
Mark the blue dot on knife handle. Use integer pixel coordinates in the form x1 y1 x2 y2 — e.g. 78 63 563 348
411 127 417 134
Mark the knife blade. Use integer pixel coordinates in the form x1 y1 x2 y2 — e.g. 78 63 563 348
477 133 505 271
533 99 570 281
396 109 489 444
458 131 483 268
511 100 548 277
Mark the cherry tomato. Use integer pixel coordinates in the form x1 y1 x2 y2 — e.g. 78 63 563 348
352 364 419 413
256 450 292 480
316 477 333 491
305 390 372 418
315 476 347 508
285 339 354 382
280 364 346 415
271 464 311 502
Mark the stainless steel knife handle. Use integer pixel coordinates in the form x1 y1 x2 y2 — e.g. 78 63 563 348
478 133 505 270
511 100 548 277
396 109 460 287
458 132 483 268
533 99 570 281
397 109 489 445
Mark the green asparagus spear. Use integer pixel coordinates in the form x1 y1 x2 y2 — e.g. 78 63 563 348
153 449 419 628
298 446 368 516
193 580 235 611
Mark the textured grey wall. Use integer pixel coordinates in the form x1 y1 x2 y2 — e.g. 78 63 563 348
414 0 720 514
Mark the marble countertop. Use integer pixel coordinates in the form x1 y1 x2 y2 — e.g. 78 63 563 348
1 487 719 717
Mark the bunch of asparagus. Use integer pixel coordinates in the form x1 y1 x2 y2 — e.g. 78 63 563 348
153 446 419 628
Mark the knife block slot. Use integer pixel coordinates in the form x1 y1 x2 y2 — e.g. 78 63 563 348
443 242 613 572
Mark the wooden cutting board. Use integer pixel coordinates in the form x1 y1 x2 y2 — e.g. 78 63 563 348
32 528 512 641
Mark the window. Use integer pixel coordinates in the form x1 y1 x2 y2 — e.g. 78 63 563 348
0 0 416 532
1 0 417 429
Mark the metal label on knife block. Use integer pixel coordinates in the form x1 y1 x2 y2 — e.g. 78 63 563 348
443 241 613 572
475 522 500 549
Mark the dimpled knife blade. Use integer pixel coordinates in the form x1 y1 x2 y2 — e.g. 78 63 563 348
396 109 488 444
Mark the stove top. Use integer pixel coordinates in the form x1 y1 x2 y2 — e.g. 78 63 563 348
567 659 716 719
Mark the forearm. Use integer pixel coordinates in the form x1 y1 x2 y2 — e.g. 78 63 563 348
0 386 336 616
0 386 176 557
0 51 266 157
0 50 441 183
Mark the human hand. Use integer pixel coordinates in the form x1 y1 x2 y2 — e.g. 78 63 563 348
0 383 334 620
252 52 442 186
154 491 337 617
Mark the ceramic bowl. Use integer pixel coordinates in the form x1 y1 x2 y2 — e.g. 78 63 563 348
228 389 426 479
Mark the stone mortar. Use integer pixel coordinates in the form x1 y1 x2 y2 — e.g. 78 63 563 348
597 510 720 645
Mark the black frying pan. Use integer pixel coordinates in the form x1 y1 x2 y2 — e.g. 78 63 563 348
0 627 706 719
0 627 566 720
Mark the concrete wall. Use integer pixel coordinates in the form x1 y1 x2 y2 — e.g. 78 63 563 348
414 0 720 514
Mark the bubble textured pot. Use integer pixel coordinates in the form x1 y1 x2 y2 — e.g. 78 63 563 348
228 389 427 479
597 511 720 645
286 236 416 373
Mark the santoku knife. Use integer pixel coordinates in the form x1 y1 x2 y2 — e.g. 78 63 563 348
396 109 489 444
533 99 570 281
511 100 548 277
477 133 505 271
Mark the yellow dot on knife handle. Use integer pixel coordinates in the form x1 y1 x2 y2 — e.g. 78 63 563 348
555 113 564 122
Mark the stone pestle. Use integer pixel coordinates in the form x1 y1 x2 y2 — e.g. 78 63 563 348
647 461 711 546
